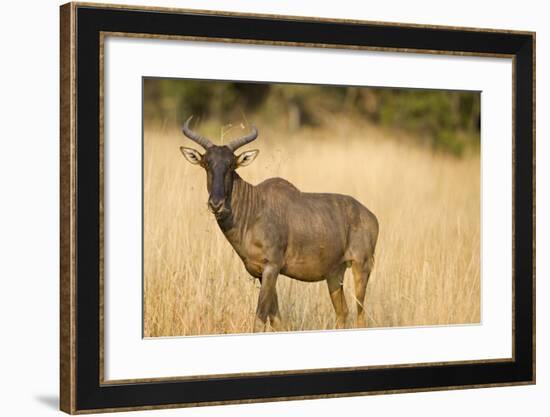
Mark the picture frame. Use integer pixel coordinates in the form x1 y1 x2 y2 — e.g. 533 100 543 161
60 2 535 414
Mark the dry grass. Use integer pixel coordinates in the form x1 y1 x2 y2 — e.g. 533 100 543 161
143 120 480 337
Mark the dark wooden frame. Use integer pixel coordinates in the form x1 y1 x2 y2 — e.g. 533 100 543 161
60 2 535 414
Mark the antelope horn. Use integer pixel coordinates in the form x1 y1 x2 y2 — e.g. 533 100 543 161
182 116 213 149
226 125 259 152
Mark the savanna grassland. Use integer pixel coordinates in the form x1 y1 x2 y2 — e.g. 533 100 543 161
143 119 480 337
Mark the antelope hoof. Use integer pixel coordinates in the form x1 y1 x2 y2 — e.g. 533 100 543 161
336 316 347 329
357 314 367 328
269 315 283 332
253 316 267 332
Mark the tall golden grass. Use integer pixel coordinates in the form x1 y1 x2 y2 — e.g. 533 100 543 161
143 120 480 337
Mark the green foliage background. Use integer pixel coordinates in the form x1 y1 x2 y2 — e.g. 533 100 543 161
144 78 480 156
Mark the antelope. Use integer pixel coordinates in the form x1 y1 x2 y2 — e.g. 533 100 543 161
180 116 379 332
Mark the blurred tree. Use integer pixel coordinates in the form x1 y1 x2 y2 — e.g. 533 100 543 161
143 78 480 156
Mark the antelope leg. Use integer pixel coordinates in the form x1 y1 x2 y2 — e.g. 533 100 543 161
326 267 349 329
253 264 280 333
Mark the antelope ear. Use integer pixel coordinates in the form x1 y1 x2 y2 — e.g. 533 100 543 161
236 149 259 168
180 147 203 165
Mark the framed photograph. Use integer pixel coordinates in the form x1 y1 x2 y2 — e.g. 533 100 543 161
60 2 535 414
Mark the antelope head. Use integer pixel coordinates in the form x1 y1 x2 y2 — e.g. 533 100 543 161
179 116 259 218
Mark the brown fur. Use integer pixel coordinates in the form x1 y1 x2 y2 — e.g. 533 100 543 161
181 143 378 332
